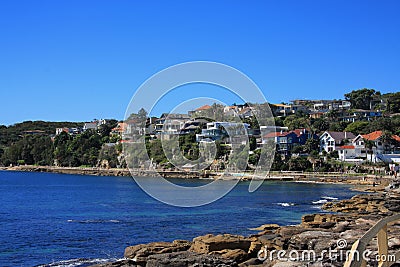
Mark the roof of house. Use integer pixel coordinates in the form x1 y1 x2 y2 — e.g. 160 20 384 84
196 105 212 111
325 131 356 141
362 131 383 141
263 132 289 138
264 129 313 139
292 129 309 137
362 130 400 142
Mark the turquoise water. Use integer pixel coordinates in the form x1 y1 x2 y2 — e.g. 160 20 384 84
0 171 357 267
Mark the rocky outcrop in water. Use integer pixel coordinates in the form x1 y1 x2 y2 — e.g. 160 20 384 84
93 189 400 267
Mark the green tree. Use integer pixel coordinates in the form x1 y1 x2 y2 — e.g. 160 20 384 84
344 121 369 135
344 88 380 110
287 156 311 171
283 115 309 130
98 119 118 138
311 118 329 133
385 92 400 113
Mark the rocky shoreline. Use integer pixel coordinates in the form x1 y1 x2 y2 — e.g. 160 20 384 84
92 185 400 267
1 165 394 185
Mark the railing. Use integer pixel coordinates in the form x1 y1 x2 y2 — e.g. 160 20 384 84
344 213 400 267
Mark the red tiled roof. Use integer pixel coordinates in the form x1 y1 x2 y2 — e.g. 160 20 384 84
263 132 289 138
361 130 400 142
362 131 383 141
291 129 309 137
196 105 212 111
337 145 355 150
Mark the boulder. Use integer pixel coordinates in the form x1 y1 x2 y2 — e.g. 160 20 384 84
190 234 253 254
249 224 280 231
209 248 248 263
124 240 191 265
288 231 336 251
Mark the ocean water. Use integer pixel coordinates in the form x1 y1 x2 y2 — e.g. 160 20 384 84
0 171 358 267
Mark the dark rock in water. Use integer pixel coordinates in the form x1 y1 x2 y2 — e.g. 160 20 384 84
145 251 238 267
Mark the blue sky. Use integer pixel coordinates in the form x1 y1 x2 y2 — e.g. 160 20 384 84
0 0 399 125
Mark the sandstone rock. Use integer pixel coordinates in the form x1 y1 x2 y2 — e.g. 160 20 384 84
249 224 280 231
248 240 263 257
279 226 308 240
145 251 238 267
288 231 335 251
209 248 248 263
124 240 191 265
319 222 336 229
238 257 264 266
388 237 400 249
190 234 253 254
332 221 350 233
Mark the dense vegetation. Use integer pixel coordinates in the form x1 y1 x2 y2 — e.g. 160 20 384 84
0 120 121 167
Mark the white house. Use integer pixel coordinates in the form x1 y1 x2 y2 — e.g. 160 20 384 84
319 131 356 153
83 122 98 131
155 113 190 135
196 121 249 142
354 131 400 162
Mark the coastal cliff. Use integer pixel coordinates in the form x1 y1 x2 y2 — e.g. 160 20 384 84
92 186 400 267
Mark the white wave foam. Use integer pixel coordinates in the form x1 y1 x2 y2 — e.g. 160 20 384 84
312 199 328 204
36 257 120 267
311 205 323 210
276 202 295 207
322 196 338 200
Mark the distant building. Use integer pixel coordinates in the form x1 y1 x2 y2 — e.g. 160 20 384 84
155 113 190 135
83 122 98 131
340 109 382 122
55 127 82 135
196 122 250 143
263 128 317 156
337 131 400 162
188 105 212 117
